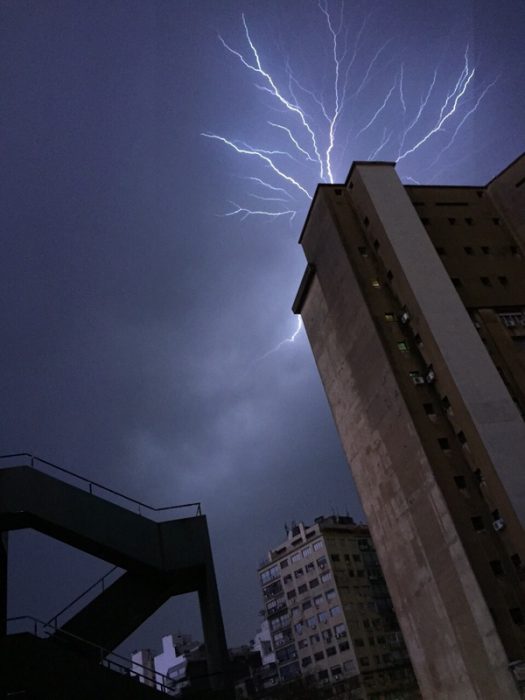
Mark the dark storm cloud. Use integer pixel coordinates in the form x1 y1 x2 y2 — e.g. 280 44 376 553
2 0 525 654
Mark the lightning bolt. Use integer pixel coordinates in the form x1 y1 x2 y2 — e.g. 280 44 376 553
205 4 494 220
205 3 496 359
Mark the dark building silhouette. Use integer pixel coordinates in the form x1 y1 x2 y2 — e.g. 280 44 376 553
293 154 525 698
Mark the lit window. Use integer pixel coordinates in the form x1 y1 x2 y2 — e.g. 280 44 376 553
371 278 381 288
397 341 409 352
313 540 324 551
384 312 394 322
302 546 312 558
330 606 342 617
291 552 302 563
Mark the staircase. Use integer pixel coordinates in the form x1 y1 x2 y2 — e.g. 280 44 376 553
0 453 231 698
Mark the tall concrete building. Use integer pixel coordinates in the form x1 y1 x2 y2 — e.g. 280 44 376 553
258 515 420 698
293 154 525 699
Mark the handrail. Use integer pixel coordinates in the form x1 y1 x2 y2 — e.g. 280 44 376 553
6 616 175 695
0 453 201 520
47 565 121 629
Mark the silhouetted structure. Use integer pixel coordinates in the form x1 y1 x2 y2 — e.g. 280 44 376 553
0 453 231 698
293 154 525 698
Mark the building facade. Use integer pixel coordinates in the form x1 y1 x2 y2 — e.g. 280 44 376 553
258 515 420 698
293 154 525 698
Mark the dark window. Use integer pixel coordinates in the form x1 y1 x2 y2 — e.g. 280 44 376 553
373 239 379 250
492 509 501 521
471 516 484 532
511 553 522 569
309 578 319 589
314 651 325 661
480 276 491 287
358 246 368 257
339 641 350 652
436 246 446 255
364 217 370 227
457 431 467 445
354 638 364 647
454 475 467 490
298 584 307 594
331 554 340 562
493 217 501 225
498 276 509 287
464 246 474 255
318 669 329 681
510 245 520 256
387 270 393 281
423 403 435 415
441 396 451 411
414 333 422 345
421 217 430 225
334 188 342 196
326 647 337 657
448 217 456 225
490 560 504 576
481 246 490 255
510 608 524 625
465 217 474 225
451 278 462 288
438 437 450 450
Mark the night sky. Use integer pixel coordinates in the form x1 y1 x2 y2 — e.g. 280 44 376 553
3 0 525 659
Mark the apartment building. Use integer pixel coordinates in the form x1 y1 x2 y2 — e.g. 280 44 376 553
258 515 420 698
292 153 525 698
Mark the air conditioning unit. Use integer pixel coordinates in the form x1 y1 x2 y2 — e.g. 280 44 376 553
399 311 410 324
493 518 506 532
425 369 436 384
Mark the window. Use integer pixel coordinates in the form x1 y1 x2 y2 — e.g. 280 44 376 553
358 246 368 257
334 623 346 637
448 218 456 225
309 578 320 589
294 622 303 634
309 633 321 645
457 431 467 445
280 559 289 569
318 669 329 681
291 552 302 563
317 556 328 569
493 217 501 225
331 554 340 562
511 553 522 569
480 276 491 287
306 616 317 629
387 270 393 281
303 600 312 611
451 277 462 288
454 475 467 490
360 657 370 667
510 608 524 625
330 606 342 617
423 402 435 415
294 568 304 579
326 646 337 657
313 540 324 551
291 605 299 616
352 554 361 562
464 246 474 255
438 437 450 450
421 217 430 225
471 516 485 532
354 638 364 647
283 574 292 585
322 628 333 643
326 589 337 602
260 565 280 584
314 595 323 607
364 217 370 227
298 584 308 594
318 611 328 623
490 560 504 576
305 562 315 573
320 572 332 583
397 341 409 352
301 656 312 667
330 665 342 679
302 546 312 558
371 278 381 288
436 246 446 255
384 312 394 321
465 217 474 225
339 641 350 652
315 651 325 662
481 246 490 254
498 276 509 287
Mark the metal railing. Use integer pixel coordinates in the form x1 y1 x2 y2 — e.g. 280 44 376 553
0 452 201 520
7 616 175 695
47 565 122 629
